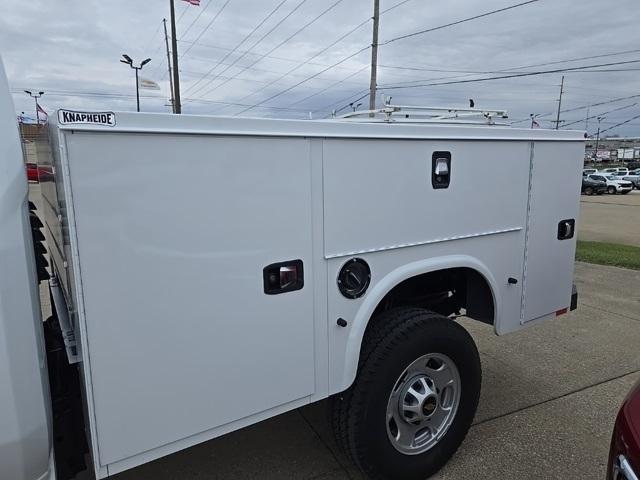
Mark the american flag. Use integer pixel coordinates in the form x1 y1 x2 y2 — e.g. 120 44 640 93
182 0 200 5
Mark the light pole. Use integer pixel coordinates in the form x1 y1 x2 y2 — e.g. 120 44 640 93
120 54 151 112
24 90 44 124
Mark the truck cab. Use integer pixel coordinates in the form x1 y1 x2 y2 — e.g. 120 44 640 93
0 58 54 480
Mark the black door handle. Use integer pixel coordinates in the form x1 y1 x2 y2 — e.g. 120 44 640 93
432 151 451 189
263 260 304 294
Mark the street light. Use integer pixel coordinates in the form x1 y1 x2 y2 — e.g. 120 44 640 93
24 90 45 124
120 54 151 112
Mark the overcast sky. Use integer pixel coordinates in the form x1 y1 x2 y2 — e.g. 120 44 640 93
2 0 639 135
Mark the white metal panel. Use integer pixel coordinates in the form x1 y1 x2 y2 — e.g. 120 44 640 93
0 57 53 480
55 109 586 143
65 132 316 466
322 139 531 258
521 141 583 322
326 234 524 393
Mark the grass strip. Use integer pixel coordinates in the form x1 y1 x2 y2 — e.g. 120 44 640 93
576 240 640 270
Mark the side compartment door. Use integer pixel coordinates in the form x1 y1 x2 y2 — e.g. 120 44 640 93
521 141 583 322
66 133 316 466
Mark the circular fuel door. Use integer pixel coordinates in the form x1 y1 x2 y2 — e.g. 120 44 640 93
337 258 371 299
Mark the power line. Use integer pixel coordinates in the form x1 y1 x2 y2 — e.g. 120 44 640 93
180 0 234 59
195 0 344 100
379 59 640 90
597 112 640 135
179 0 216 42
229 0 537 115
287 64 369 107
188 0 316 97
226 0 412 112
509 93 640 125
10 88 310 113
177 38 365 71
380 0 540 46
184 0 291 96
380 0 415 14
561 103 637 128
228 19 370 108
378 48 640 80
235 45 370 115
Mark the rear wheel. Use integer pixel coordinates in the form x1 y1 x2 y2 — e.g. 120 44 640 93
608 186 617 194
332 308 481 480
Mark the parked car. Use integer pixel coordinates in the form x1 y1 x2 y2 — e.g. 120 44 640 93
583 168 598 176
581 176 606 195
607 378 640 480
616 168 630 176
25 162 39 182
623 173 640 189
588 174 633 194
601 168 620 175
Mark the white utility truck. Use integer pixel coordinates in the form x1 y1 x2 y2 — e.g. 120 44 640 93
1 57 582 480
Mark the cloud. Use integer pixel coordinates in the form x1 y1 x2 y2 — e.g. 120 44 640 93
2 0 639 135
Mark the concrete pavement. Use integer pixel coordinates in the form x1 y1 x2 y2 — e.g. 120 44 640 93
111 261 640 480
578 190 640 246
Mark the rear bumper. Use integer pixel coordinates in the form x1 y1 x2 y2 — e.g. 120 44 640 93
570 284 578 311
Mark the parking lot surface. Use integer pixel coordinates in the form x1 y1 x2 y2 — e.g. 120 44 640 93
579 190 640 246
109 261 640 480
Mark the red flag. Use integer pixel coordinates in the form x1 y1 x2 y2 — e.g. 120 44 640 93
182 0 200 5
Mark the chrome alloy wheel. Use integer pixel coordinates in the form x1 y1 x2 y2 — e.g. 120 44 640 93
385 353 461 455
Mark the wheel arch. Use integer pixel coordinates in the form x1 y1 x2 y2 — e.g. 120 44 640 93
338 255 499 393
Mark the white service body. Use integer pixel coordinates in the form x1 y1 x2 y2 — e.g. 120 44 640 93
1 73 585 477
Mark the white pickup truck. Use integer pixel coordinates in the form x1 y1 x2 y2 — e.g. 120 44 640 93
0 57 583 480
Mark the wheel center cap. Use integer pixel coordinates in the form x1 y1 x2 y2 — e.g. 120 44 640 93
422 395 438 416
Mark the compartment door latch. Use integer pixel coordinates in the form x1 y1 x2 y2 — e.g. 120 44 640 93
263 259 304 294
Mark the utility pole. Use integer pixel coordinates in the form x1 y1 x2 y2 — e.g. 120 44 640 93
554 75 564 130
368 0 379 116
163 18 175 113
594 116 604 160
169 0 182 113
585 104 590 132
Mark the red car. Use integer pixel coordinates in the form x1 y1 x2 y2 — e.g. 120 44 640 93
24 162 53 183
608 378 640 480
25 162 39 182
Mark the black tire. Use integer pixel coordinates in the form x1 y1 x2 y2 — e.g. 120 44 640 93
584 186 594 195
608 186 617 194
331 308 481 480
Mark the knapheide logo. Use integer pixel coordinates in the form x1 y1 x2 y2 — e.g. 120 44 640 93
58 110 116 126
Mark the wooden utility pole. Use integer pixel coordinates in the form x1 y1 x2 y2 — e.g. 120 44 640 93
163 18 175 113
554 75 564 129
169 0 182 113
368 0 379 115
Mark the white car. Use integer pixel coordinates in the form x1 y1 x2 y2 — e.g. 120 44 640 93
583 168 598 176
622 173 640 189
588 174 633 194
